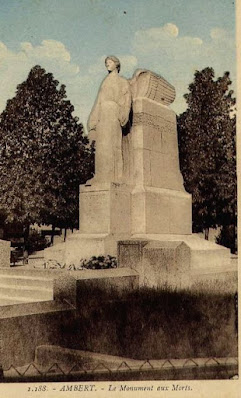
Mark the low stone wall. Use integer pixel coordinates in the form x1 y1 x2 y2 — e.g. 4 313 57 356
5 345 236 381
53 267 139 307
0 301 75 369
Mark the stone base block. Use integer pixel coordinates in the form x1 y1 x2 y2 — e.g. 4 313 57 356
131 187 192 235
44 243 66 265
0 240 11 267
79 182 132 234
118 239 190 289
44 181 134 266
118 234 232 292
44 232 131 266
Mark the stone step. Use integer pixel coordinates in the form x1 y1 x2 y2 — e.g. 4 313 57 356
0 284 53 301
0 274 53 289
0 268 56 306
0 294 50 306
0 299 74 318
0 267 63 278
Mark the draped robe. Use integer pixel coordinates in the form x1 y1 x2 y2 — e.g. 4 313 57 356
87 72 131 183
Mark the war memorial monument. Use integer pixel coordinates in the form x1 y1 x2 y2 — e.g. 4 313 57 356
45 55 231 290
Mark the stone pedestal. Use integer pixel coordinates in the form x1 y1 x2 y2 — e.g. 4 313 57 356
45 182 133 265
130 97 192 235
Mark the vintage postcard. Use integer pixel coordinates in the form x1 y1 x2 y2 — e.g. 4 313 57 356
0 0 239 397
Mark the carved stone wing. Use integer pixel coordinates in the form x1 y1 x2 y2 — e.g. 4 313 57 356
129 69 176 106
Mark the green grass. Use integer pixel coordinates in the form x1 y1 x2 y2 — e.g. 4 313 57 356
62 286 238 360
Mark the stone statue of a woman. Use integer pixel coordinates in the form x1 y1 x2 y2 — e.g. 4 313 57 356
87 56 131 183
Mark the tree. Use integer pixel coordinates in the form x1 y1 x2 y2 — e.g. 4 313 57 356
0 65 94 251
177 67 236 244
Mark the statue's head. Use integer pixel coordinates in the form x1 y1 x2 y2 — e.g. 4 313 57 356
105 55 121 73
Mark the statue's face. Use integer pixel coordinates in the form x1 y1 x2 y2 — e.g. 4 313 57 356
105 58 117 72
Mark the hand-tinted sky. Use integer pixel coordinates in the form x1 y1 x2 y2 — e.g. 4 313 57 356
0 0 236 128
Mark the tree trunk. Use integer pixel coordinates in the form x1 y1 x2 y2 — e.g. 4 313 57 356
231 224 236 254
232 204 237 254
64 228 67 242
23 224 30 265
51 225 55 245
204 227 209 240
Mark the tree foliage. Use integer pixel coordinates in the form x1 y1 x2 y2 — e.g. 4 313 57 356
177 67 236 244
0 65 94 235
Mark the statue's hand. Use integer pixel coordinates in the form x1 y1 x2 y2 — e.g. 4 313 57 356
87 102 99 133
88 128 97 143
87 121 97 136
88 126 96 133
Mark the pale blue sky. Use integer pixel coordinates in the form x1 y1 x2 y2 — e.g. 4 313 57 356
0 0 236 128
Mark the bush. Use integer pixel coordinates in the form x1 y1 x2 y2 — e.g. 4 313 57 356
78 255 117 270
216 224 237 254
44 255 117 270
25 229 50 254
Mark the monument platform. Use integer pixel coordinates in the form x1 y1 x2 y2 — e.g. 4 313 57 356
118 234 232 290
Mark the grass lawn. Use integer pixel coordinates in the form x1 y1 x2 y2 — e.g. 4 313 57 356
62 286 238 360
